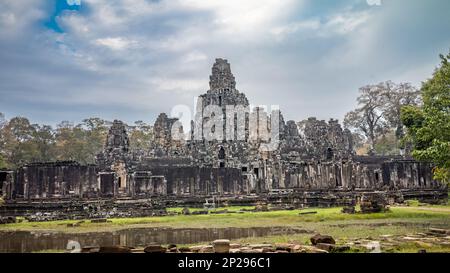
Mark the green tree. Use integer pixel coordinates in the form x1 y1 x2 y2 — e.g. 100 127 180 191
0 154 7 169
401 52 450 183
0 117 39 167
344 83 389 150
80 118 108 163
129 120 153 152
55 121 89 163
31 124 56 162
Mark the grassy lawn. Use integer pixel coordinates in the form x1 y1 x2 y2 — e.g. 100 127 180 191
1 206 449 232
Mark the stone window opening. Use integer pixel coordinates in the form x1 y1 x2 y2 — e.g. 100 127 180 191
218 146 226 160
219 95 222 106
118 177 122 188
326 147 333 160
254 168 259 178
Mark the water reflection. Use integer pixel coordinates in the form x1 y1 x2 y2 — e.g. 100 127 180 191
0 226 307 253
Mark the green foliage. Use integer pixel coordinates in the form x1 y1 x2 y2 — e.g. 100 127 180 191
374 130 401 155
0 154 8 169
401 51 450 183
0 116 150 168
129 120 153 152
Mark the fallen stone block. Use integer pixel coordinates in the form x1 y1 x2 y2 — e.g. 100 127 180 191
90 218 107 223
144 244 167 253
299 211 317 215
213 239 230 253
310 234 336 245
99 246 132 253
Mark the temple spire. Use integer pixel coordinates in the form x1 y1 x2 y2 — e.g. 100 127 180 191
209 58 236 91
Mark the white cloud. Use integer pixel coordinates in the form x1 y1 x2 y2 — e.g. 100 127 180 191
271 10 371 40
323 11 370 35
94 37 138 50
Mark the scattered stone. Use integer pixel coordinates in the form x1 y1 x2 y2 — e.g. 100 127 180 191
255 203 269 212
144 244 167 253
414 241 433 248
365 241 381 253
191 210 208 215
90 218 107 223
342 206 356 214
199 245 214 253
131 248 145 253
360 193 389 213
99 246 132 253
0 216 16 224
213 239 230 253
428 228 450 235
178 247 191 253
275 243 294 252
189 245 208 253
249 244 272 249
299 211 317 215
316 243 350 253
181 207 190 215
230 243 241 249
294 245 328 253
81 246 100 253
310 234 336 245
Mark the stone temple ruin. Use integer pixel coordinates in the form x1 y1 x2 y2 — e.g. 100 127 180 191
0 58 447 216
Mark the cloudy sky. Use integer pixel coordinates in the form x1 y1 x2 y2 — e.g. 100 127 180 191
0 0 449 127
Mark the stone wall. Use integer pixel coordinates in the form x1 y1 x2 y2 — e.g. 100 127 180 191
13 162 98 200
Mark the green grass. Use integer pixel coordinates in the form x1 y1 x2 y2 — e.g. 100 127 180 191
1 206 448 233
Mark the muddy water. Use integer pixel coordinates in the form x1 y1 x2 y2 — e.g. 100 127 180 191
0 227 308 253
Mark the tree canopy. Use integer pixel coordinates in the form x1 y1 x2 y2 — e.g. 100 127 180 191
401 51 450 183
344 81 421 154
0 115 153 168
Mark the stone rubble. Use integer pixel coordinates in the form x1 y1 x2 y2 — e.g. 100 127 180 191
72 228 450 253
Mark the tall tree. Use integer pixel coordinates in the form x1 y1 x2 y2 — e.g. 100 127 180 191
381 81 421 140
344 83 389 149
401 52 450 183
80 118 108 162
0 117 39 167
55 121 89 163
129 120 153 152
31 124 56 162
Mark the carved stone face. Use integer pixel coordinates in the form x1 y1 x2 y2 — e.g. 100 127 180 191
218 62 227 71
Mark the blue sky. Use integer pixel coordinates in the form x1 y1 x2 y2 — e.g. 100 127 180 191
0 0 449 127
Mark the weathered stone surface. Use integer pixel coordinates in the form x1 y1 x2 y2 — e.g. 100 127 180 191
342 206 356 214
98 246 132 253
144 244 167 253
316 243 350 253
360 193 389 213
181 207 190 215
311 234 336 245
199 245 214 253
213 239 230 253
